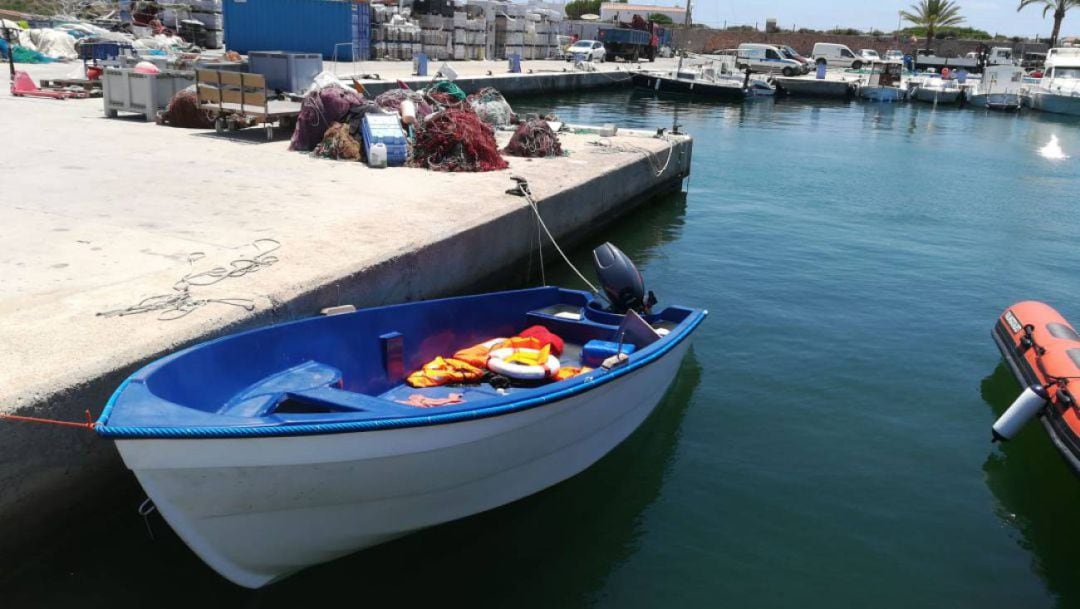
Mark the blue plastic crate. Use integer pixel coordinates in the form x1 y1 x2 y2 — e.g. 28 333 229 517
362 113 407 166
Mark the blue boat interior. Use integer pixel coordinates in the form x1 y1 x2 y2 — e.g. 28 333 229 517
100 287 699 433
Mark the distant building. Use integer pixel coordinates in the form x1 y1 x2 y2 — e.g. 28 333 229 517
598 3 687 24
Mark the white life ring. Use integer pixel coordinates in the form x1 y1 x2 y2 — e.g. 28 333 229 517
487 347 561 380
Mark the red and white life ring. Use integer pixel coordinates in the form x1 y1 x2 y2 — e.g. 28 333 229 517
486 347 561 381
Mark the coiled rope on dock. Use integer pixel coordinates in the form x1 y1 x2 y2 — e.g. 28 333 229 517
97 238 281 321
587 137 675 177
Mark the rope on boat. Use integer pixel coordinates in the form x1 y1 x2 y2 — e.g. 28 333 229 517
138 497 158 541
508 177 601 296
0 410 96 430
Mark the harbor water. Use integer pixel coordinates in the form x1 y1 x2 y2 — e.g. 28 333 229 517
6 92 1080 607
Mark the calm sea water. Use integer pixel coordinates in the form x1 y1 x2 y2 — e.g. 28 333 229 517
6 92 1080 608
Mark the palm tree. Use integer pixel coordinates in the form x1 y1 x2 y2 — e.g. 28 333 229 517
901 0 966 52
1018 0 1080 49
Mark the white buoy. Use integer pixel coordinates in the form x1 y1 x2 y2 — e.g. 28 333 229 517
400 99 416 125
992 384 1050 442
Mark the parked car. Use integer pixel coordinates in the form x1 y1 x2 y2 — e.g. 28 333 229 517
736 43 807 76
812 42 864 69
566 40 606 62
776 44 812 73
859 49 881 62
885 49 904 62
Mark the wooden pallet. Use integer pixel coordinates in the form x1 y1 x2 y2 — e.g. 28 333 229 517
39 78 103 97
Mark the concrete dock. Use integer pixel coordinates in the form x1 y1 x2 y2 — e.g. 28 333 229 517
0 60 691 563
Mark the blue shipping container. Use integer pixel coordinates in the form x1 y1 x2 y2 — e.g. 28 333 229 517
223 0 370 60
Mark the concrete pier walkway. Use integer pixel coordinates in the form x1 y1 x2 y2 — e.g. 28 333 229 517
0 61 691 562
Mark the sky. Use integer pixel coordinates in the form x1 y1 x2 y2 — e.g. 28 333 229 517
631 1 1077 39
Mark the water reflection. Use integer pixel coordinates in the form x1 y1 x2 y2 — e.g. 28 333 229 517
981 363 1080 608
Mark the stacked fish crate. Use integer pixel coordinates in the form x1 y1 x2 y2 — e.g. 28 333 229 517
160 0 223 49
420 14 451 61
503 15 524 61
372 12 421 60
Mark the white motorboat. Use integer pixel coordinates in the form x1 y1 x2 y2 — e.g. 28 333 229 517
1026 47 1080 116
96 244 707 589
858 61 907 102
909 75 963 104
966 65 1025 111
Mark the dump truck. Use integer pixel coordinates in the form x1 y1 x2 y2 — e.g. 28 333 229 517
597 27 653 62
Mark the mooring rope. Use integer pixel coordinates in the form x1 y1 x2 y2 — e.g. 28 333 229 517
508 177 600 296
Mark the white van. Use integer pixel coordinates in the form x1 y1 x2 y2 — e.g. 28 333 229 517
812 42 864 69
736 43 806 76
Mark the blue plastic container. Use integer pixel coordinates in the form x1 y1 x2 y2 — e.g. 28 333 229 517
223 0 370 59
581 340 636 367
362 114 408 167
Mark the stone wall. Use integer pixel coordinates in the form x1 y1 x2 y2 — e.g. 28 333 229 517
670 28 1048 59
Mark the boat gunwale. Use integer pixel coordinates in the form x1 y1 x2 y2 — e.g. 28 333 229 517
95 300 707 440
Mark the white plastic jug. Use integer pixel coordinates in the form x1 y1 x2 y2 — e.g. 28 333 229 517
368 143 388 168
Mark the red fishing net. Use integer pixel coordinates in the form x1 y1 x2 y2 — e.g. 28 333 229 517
504 118 563 158
410 108 508 172
157 86 214 129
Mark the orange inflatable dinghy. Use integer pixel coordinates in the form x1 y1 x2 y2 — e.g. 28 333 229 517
993 301 1080 473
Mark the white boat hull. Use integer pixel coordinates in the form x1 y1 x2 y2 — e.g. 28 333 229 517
859 85 906 102
1028 89 1080 116
912 86 961 104
115 340 691 588
968 92 1022 111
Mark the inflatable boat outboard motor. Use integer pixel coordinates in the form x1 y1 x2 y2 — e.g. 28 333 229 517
592 242 657 314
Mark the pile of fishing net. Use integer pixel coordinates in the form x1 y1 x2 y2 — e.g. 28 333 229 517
289 85 367 152
410 108 508 172
504 118 563 158
313 122 362 161
157 86 214 129
0 39 55 63
374 88 432 121
468 87 514 127
425 80 467 107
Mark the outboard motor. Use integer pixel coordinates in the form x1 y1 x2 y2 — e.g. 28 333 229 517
992 384 1050 442
592 242 657 314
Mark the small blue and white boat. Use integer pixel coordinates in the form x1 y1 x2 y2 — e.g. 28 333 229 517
96 244 706 588
858 61 908 103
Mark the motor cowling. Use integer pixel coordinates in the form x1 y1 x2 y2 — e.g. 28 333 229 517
592 242 656 314
992 384 1050 442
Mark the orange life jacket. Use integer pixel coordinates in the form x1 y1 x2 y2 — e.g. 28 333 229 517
406 356 486 388
452 338 506 368
552 366 592 382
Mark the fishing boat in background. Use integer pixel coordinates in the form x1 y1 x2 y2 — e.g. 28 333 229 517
991 301 1080 474
908 74 963 105
632 52 773 100
96 243 707 588
1026 47 1080 116
857 61 908 102
966 65 1025 111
